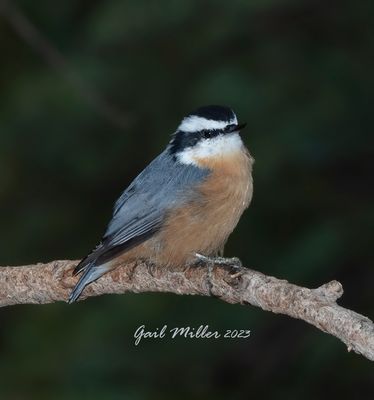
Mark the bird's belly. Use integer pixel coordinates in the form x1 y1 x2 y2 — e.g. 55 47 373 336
152 154 253 267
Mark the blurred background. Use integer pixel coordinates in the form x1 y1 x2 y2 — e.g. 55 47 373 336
0 0 373 398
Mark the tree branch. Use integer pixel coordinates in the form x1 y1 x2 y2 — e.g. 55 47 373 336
0 260 373 361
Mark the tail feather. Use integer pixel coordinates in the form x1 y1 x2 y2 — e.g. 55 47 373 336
68 263 109 303
73 243 104 276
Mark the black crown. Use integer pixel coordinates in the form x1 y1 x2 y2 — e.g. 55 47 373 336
187 105 235 122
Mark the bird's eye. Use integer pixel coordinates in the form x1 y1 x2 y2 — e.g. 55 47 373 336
225 124 235 132
202 130 212 138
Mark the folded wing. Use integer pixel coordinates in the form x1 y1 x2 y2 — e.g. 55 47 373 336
74 150 209 274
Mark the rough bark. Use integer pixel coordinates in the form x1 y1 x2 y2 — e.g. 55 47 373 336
0 260 373 361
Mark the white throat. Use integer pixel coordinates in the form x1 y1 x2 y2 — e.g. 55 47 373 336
177 132 243 166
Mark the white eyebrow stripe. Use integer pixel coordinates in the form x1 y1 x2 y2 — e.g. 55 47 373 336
177 115 237 133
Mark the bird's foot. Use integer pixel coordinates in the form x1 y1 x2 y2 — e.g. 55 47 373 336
194 254 244 296
195 254 243 274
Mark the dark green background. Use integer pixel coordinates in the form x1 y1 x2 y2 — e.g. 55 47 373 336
0 0 373 399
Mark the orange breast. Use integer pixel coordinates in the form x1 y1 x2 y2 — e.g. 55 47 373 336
153 148 254 267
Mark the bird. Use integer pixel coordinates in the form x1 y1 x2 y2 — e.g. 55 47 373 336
68 105 254 303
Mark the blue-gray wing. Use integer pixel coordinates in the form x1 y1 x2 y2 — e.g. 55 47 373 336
74 150 209 273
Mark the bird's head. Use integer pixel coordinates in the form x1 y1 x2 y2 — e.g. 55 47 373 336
169 105 246 166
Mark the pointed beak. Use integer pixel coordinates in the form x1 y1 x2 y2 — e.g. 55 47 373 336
236 122 247 131
225 122 247 133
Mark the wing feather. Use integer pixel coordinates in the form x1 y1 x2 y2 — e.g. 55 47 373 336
74 150 209 273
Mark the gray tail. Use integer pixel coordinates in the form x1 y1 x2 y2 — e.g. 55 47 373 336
68 263 108 304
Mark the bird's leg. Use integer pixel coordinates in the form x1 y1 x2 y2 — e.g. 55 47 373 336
194 253 217 296
145 260 158 277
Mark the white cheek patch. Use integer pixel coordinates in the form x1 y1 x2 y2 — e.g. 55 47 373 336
178 115 238 132
177 133 243 166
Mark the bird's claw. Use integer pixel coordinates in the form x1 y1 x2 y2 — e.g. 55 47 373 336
195 254 243 274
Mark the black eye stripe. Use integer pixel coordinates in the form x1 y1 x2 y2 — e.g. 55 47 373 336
169 125 235 155
202 129 220 139
200 128 228 138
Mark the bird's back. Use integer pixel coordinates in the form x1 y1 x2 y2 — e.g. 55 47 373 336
75 149 210 272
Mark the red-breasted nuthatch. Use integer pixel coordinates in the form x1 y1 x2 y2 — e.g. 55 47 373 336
69 105 254 303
